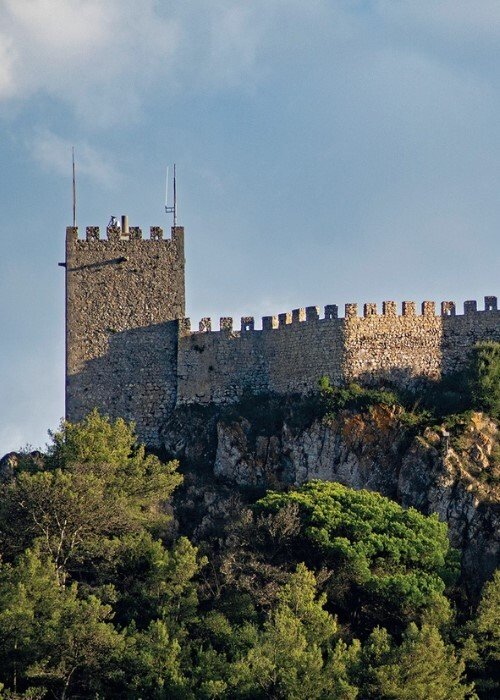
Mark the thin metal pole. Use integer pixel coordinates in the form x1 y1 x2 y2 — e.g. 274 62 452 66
173 163 177 227
72 147 77 227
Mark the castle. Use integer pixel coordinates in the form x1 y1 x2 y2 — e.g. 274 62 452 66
65 220 500 446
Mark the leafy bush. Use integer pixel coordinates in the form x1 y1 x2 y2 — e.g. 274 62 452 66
318 377 399 416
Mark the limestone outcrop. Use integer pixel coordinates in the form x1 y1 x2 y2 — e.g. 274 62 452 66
162 404 499 594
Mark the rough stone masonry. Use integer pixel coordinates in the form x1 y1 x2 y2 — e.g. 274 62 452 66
66 223 500 446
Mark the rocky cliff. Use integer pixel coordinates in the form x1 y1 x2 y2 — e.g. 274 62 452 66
161 400 499 595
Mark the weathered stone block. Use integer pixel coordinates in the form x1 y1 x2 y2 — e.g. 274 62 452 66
129 226 142 240
441 301 456 316
150 226 163 241
306 306 320 321
262 315 278 330
106 224 121 241
86 226 100 242
278 312 292 326
364 303 377 317
383 301 397 317
421 301 436 317
199 317 212 332
292 308 306 323
180 318 191 333
324 304 338 319
66 220 185 448
402 301 416 317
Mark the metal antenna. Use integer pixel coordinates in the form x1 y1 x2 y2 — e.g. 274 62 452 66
72 147 77 227
173 163 177 226
165 163 177 226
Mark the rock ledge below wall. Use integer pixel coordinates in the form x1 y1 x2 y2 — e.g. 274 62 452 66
161 403 499 595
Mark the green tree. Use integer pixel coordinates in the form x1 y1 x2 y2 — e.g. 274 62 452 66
0 548 123 699
469 342 500 418
360 623 475 700
464 569 500 695
229 564 359 699
256 481 457 631
120 620 190 699
103 531 205 633
0 411 182 582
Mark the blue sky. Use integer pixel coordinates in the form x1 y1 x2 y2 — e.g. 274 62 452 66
0 1 499 454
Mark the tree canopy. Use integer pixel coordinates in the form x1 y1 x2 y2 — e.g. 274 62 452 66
0 410 496 698
256 480 457 630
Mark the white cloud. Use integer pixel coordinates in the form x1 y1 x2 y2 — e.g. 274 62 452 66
30 129 120 187
0 31 16 97
0 1 330 125
0 0 180 125
1 1 499 142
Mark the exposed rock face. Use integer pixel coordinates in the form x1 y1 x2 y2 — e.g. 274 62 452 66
0 450 44 481
162 404 499 594
398 415 499 593
213 406 415 498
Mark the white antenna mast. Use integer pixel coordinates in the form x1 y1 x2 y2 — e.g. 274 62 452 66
165 163 177 226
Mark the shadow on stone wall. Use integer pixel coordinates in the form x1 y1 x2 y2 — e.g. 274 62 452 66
67 320 180 446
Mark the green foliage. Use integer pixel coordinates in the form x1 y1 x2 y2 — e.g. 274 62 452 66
120 620 189 699
318 377 399 415
360 623 475 699
0 548 123 699
2 408 498 696
0 411 182 581
228 564 359 700
106 532 206 632
469 342 500 419
47 408 141 468
0 412 199 698
464 569 500 694
257 481 457 630
318 341 500 424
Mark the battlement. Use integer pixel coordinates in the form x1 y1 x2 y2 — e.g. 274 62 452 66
182 297 499 335
66 224 184 244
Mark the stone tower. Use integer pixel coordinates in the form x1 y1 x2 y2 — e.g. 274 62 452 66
65 219 185 446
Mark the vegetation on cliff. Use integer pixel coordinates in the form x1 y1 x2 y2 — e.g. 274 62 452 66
0 408 498 698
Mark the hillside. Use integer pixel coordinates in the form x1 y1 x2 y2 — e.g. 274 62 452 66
0 343 498 698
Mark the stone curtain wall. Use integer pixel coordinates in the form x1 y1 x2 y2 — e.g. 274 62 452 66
343 302 443 387
176 312 345 404
65 224 185 446
177 299 500 406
